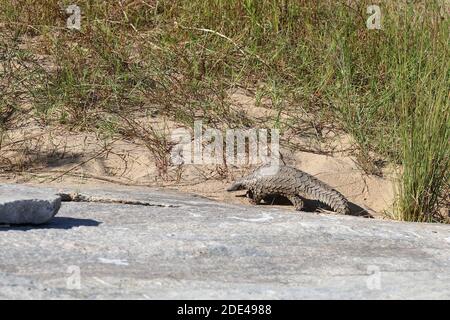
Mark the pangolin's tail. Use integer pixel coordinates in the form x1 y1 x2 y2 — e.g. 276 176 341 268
302 177 350 214
298 172 350 214
319 188 350 215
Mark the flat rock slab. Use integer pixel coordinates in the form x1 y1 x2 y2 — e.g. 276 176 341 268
0 184 61 225
0 185 449 299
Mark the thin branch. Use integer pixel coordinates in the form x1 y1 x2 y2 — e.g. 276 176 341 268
176 23 270 68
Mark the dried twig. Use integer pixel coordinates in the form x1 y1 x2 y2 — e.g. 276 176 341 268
175 23 270 68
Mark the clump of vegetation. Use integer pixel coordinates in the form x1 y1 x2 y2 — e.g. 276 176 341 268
0 0 448 222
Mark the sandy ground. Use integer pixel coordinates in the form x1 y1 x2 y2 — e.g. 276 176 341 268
0 90 396 219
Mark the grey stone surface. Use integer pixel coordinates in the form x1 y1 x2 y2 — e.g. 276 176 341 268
0 184 61 225
0 185 449 299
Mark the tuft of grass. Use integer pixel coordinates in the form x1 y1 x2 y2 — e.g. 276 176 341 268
393 50 449 222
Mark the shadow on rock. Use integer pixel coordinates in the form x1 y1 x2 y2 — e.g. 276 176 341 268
257 195 374 218
347 202 374 218
0 217 101 231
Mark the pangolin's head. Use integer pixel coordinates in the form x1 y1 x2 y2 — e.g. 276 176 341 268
226 180 246 191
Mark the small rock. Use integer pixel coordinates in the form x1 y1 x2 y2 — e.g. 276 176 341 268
0 184 61 225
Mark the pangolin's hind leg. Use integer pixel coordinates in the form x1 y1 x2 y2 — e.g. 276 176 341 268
287 195 304 211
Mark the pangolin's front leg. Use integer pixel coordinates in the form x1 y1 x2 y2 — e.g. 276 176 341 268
247 189 264 205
